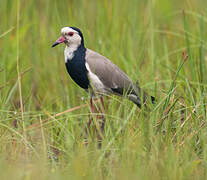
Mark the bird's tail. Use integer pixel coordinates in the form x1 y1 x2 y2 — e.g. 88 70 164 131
151 96 155 104
128 82 155 108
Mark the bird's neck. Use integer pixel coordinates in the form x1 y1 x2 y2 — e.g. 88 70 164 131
64 44 85 62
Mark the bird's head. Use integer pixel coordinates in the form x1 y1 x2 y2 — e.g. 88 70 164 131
52 27 84 48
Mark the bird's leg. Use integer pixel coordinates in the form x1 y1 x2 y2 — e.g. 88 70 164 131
90 98 94 113
87 97 94 128
99 96 106 132
83 97 95 146
97 96 106 148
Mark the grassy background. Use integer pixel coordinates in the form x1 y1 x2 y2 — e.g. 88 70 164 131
1 0 207 179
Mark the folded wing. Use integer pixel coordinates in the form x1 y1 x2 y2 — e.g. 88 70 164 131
85 49 150 107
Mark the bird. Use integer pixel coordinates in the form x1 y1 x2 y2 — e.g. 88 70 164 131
52 27 155 126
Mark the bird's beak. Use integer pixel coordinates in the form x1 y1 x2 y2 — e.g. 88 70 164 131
52 36 66 48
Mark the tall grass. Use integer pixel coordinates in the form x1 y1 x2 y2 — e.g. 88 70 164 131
0 0 207 179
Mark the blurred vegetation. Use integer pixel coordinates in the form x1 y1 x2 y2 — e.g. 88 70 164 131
0 0 207 179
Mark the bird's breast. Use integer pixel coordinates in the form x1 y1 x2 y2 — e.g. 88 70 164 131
65 59 89 89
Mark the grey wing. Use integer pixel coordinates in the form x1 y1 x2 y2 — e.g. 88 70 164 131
85 49 155 108
85 49 134 93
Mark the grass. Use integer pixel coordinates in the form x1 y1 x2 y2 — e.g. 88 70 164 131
0 0 207 179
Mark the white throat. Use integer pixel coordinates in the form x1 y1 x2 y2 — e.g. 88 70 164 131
64 44 79 62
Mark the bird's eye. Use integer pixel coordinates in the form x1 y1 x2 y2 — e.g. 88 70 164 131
68 32 74 36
